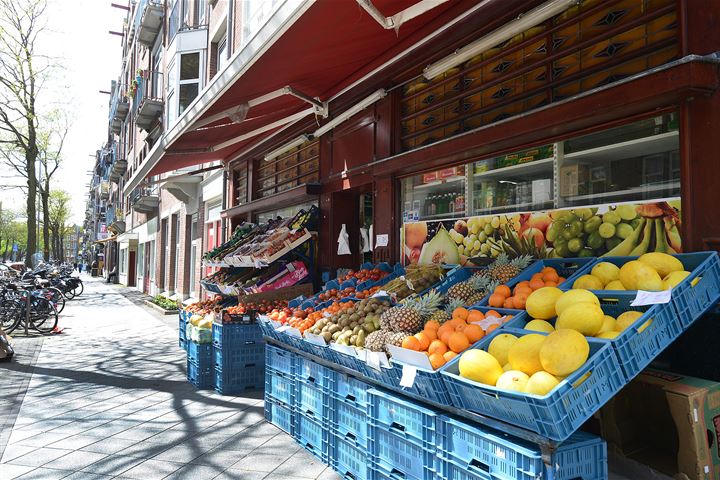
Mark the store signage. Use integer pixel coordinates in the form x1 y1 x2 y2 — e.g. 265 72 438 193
631 290 672 306
387 344 433 370
375 234 389 248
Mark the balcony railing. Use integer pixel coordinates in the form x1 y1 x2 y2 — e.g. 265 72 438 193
130 183 160 214
109 83 129 127
134 0 164 47
168 0 208 44
132 71 164 132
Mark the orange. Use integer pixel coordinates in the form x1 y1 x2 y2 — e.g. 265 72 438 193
558 277 566 284
544 281 558 287
542 266 556 273
503 297 515 309
414 331 431 350
443 351 458 362
529 278 545 290
485 310 501 318
455 321 469 332
486 324 500 334
439 328 454 345
448 332 471 353
513 285 532 296
517 280 531 288
402 336 420 351
428 339 448 355
531 273 544 281
467 310 485 323
513 293 528 309
495 285 511 298
488 293 505 308
429 353 447 370
542 270 559 283
422 328 438 342
452 307 469 321
504 314 514 323
437 324 453 339
424 320 440 331
463 324 484 343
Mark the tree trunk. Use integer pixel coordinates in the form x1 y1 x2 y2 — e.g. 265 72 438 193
25 151 37 267
41 180 50 261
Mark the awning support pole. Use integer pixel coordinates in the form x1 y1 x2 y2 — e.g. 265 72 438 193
356 0 450 30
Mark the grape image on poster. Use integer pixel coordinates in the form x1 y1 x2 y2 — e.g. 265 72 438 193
401 199 681 265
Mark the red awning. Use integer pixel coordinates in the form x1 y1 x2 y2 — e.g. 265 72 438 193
148 0 487 176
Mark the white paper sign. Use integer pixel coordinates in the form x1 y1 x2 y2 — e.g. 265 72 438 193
276 325 290 332
474 316 505 331
304 333 327 346
400 365 417 388
387 345 433 370
631 290 672 306
371 290 391 299
375 234 389 247
270 321 282 329
257 314 270 322
285 327 303 338
366 351 381 371
330 343 357 357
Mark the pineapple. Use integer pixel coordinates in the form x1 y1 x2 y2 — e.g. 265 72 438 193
365 331 388 352
380 306 423 333
428 309 451 325
386 331 412 349
487 253 533 284
446 274 493 304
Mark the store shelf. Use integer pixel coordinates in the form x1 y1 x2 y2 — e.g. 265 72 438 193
563 131 678 164
474 200 554 215
473 158 554 180
561 181 680 204
413 176 464 191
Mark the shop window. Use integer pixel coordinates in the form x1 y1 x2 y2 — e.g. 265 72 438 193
256 201 318 224
398 0 679 152
232 164 248 205
255 138 319 199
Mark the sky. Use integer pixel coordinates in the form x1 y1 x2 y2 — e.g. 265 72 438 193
0 0 127 224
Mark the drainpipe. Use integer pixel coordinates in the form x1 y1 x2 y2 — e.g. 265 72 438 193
221 165 228 243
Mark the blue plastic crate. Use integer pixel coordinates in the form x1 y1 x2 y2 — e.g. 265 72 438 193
187 341 213 365
296 413 330 462
257 317 280 341
333 434 369 480
265 367 295 405
368 388 438 445
368 427 439 480
363 363 400 386
328 348 369 377
266 344 296 375
212 322 264 349
438 416 607 480
387 361 451 405
335 373 370 408
187 359 214 390
179 317 187 341
214 343 265 370
214 365 265 395
264 395 294 436
298 338 336 362
333 396 368 445
296 356 336 389
514 291 681 382
179 337 187 351
440 328 625 441
296 379 331 421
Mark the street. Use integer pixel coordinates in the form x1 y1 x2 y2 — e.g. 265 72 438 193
0 277 338 480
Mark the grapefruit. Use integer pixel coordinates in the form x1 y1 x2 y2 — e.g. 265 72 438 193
525 287 563 320
619 261 663 291
539 329 589 377
458 350 504 385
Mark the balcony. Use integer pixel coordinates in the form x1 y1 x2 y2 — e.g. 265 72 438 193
130 184 160 214
109 84 129 123
110 159 128 184
168 0 208 44
108 209 126 234
98 182 110 201
133 71 163 132
134 0 164 47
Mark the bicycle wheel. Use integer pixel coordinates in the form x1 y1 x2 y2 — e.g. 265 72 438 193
45 287 65 314
31 298 58 334
0 299 21 334
62 285 76 300
72 280 83 297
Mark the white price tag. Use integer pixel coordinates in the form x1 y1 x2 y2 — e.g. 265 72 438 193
323 311 333 318
400 365 417 388
286 327 302 338
375 234 389 247
254 259 264 269
475 316 505 331
366 351 381 371
304 333 327 346
330 343 357 357
631 290 672 306
371 290 390 299
270 321 282 329
276 325 290 332
257 314 270 322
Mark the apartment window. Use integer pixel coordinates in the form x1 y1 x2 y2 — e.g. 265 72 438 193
198 0 206 24
179 52 200 115
164 218 170 291
120 249 126 275
149 240 156 282
137 243 144 281
217 36 227 73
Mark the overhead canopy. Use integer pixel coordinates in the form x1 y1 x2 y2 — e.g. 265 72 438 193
93 236 118 244
127 0 494 192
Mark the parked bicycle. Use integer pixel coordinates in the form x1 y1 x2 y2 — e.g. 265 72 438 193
0 282 59 334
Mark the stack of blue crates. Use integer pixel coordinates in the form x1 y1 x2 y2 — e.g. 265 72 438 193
213 322 266 395
263 343 609 480
294 355 335 463
178 311 187 350
186 340 214 389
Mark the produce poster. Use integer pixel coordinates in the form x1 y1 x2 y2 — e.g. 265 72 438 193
402 199 681 265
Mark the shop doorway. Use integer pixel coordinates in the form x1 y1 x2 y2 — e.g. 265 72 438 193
143 244 151 293
329 185 374 268
359 192 373 264
128 251 136 287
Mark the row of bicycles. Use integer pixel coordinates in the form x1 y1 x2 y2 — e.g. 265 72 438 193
0 263 84 335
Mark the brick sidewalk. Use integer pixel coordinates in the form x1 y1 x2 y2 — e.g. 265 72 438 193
0 277 338 480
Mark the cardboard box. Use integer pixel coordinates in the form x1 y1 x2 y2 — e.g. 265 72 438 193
560 164 589 197
600 368 720 480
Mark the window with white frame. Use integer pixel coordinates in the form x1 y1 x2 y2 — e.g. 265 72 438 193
179 52 201 116
217 36 227 73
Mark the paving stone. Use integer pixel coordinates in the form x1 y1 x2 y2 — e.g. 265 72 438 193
0 444 36 463
271 450 331 479
215 470 268 480
79 454 146 476
6 447 73 468
42 450 108 470
0 464 36 479
163 463 226 480
14 467 74 479
119 458 185 479
230 454 289 472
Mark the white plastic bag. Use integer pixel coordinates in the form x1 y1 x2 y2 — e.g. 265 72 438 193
337 224 351 255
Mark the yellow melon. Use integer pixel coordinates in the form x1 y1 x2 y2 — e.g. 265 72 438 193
487 333 518 366
508 334 546 376
555 303 604 336
555 289 600 316
597 315 617 334
596 331 620 339
525 371 560 396
495 370 530 392
591 262 620 286
458 350 504 385
539 329 590 377
616 311 651 333
525 287 563 320
525 319 555 333
663 270 691 289
638 252 684 278
572 274 604 290
619 261 663 291
604 280 626 290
